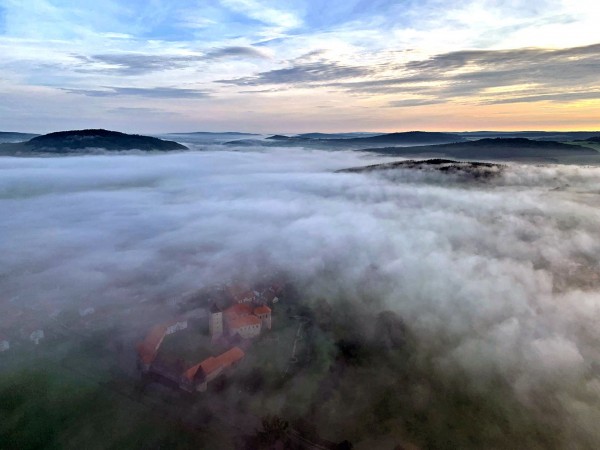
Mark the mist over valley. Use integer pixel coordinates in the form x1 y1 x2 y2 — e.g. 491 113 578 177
2 133 600 448
2 0 600 447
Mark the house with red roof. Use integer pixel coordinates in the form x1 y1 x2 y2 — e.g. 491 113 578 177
210 300 272 340
136 324 168 372
228 314 262 339
182 347 245 392
254 305 272 330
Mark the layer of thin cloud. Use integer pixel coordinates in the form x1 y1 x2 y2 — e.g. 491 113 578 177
1 1 600 130
63 87 210 99
223 43 600 108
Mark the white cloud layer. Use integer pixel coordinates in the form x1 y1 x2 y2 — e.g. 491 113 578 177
2 147 600 444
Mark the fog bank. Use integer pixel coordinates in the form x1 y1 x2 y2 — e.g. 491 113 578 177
2 147 600 447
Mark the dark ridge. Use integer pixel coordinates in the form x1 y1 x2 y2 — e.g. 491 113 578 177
360 137 599 163
266 135 292 140
0 131 39 137
168 131 260 136
294 132 383 139
225 131 466 148
338 158 504 179
341 131 466 144
578 136 600 143
222 139 264 146
458 131 600 141
0 131 40 143
455 138 581 148
24 129 188 152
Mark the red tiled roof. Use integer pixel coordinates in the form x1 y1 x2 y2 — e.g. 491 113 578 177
216 346 245 367
183 362 202 381
224 303 253 320
254 305 271 315
200 356 222 375
137 325 167 365
228 315 261 330
183 356 223 381
183 347 245 381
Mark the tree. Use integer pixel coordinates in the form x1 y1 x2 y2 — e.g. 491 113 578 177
249 415 290 449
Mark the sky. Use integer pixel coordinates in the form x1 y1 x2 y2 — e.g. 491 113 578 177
0 0 599 133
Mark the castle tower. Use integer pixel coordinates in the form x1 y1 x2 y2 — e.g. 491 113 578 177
254 305 272 331
209 303 223 340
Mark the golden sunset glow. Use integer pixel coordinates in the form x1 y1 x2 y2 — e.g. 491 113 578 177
0 1 599 132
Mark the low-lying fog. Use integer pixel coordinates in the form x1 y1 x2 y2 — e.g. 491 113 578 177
2 145 600 447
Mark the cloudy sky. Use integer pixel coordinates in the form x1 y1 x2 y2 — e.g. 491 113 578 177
1 0 599 133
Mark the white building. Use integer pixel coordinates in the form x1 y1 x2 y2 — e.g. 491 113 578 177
209 304 223 340
228 315 262 339
30 329 44 345
254 305 272 330
165 319 187 335
0 338 9 352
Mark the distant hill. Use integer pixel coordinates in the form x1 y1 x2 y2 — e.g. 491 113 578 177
0 131 40 143
577 136 600 143
294 132 383 139
0 129 188 155
168 131 259 136
265 135 294 140
339 131 466 145
226 131 466 148
339 158 504 180
222 139 266 146
360 138 600 163
458 131 600 141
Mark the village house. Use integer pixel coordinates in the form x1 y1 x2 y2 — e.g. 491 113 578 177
207 282 278 341
259 283 283 304
210 302 271 340
254 305 272 329
229 314 262 339
182 347 245 392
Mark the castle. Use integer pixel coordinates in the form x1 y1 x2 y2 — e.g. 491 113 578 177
209 285 273 341
136 282 280 393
